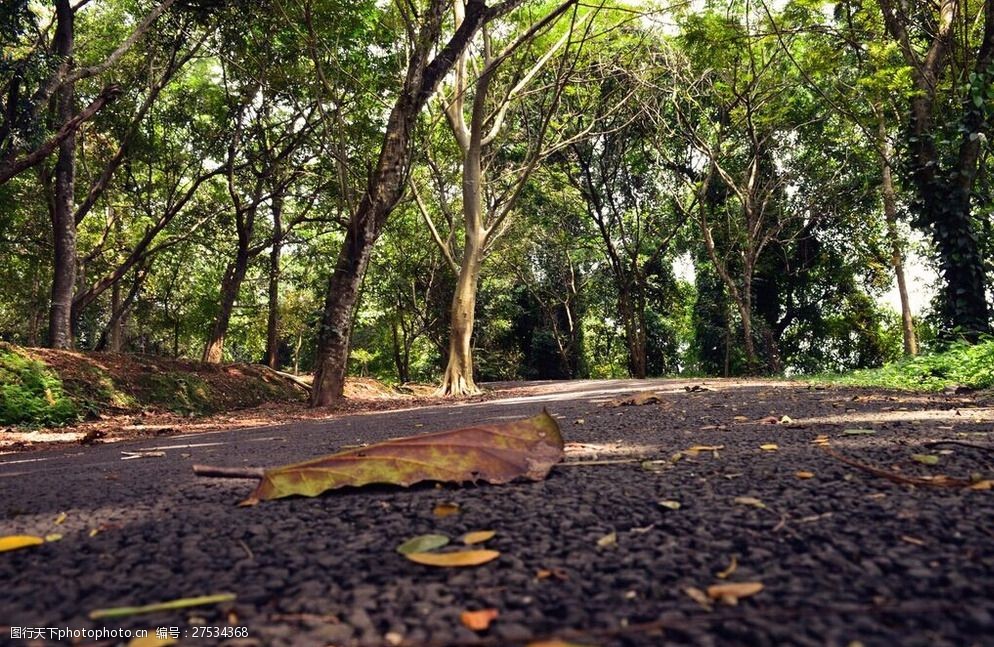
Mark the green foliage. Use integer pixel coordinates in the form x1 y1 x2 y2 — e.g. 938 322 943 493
0 345 78 426
812 339 994 391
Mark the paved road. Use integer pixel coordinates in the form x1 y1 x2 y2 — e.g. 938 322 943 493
1 379 992 646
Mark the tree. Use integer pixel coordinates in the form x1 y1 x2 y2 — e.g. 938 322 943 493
310 0 528 406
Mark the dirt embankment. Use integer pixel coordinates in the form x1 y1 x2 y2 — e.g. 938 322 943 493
0 343 309 426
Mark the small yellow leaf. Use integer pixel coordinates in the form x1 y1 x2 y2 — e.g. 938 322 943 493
462 530 496 545
795 471 815 480
759 444 779 451
658 499 682 510
404 550 500 567
44 533 63 542
686 445 724 456
715 555 738 579
54 512 68 525
733 415 749 422
911 454 939 466
0 535 45 553
433 502 460 517
706 581 764 604
596 531 617 548
128 635 177 647
734 496 766 509
460 608 499 631
89 528 100 537
812 435 830 445
969 480 993 491
683 586 712 609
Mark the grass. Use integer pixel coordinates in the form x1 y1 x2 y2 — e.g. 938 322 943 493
810 339 994 391
0 344 78 426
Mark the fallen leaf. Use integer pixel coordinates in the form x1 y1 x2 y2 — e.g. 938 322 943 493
605 391 662 407
89 593 236 620
44 533 63 542
685 444 724 456
812 435 830 445
759 444 779 451
596 531 617 548
88 528 100 537
779 415 793 424
969 480 993 490
460 608 499 631
734 496 766 509
795 471 815 480
901 535 926 546
758 416 779 424
433 502 460 517
128 636 177 647
236 410 563 504
715 555 738 579
911 454 939 466
658 500 681 510
462 530 496 545
0 535 44 553
733 415 749 422
843 429 875 436
683 586 712 610
536 567 569 581
54 512 67 525
396 534 449 555
706 581 764 605
404 550 500 567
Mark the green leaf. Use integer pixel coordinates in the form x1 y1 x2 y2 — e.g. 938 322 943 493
911 454 939 466
397 534 450 555
89 593 236 620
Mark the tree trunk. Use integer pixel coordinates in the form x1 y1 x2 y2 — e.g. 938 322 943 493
618 287 646 379
739 273 757 373
265 195 283 369
108 280 123 352
48 0 76 349
438 233 483 396
879 134 918 356
202 248 250 364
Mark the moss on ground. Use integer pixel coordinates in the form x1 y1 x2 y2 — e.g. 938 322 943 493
0 344 78 426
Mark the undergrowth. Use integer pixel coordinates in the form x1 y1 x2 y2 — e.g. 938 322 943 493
810 339 994 391
0 344 78 426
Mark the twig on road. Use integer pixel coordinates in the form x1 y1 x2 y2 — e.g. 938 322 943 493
193 464 265 479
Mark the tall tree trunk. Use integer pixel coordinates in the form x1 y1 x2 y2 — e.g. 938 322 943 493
618 286 646 379
48 0 76 349
879 128 918 356
438 232 483 395
739 273 757 373
265 195 283 369
202 248 250 364
108 280 123 352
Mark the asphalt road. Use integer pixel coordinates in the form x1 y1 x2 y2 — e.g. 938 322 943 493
2 379 993 646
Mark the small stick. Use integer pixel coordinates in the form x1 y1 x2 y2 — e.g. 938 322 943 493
193 464 265 479
821 447 971 488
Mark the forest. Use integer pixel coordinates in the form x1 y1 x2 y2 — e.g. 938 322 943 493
2 0 992 404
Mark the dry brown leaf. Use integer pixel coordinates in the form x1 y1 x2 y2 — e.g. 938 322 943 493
715 555 738 579
812 435 830 445
758 416 779 424
733 496 766 509
0 535 44 553
759 444 779 451
235 411 563 504
433 502 460 517
606 391 663 407
901 535 926 546
795 471 815 480
970 480 993 490
460 608 499 631
462 530 496 545
404 550 500 567
536 567 569 581
706 581 764 605
733 415 749 422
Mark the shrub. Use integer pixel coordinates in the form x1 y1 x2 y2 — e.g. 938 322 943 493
0 346 78 426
